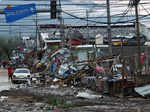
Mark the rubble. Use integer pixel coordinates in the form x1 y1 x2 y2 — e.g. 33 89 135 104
7 41 150 111
23 47 136 96
1 86 150 112
135 84 150 97
0 96 8 102
76 91 102 99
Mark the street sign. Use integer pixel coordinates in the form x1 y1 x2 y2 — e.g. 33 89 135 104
4 3 36 23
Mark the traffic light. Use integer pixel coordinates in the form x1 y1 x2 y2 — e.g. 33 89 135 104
51 0 57 19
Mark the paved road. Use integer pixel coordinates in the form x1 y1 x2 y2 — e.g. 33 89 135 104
0 69 12 91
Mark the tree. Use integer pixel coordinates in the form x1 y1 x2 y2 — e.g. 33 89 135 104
0 36 21 59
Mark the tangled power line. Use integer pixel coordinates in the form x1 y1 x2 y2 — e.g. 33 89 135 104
1 1 150 34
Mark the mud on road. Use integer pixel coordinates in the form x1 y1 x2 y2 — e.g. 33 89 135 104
0 69 149 112
0 86 150 112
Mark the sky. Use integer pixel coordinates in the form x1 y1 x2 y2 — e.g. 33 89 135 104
0 0 150 37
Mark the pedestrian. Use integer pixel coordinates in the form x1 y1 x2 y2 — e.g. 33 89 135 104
8 65 13 80
2 61 6 68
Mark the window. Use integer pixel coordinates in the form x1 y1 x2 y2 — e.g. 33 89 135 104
15 69 29 73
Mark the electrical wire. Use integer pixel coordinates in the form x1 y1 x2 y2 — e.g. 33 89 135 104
62 10 136 24
114 5 131 23
60 0 150 24
1 1 150 35
140 4 150 15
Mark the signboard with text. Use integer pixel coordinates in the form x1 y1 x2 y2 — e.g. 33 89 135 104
4 3 36 23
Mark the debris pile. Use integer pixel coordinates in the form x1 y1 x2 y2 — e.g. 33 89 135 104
22 46 150 97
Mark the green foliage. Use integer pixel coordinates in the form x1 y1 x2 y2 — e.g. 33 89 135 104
0 36 21 59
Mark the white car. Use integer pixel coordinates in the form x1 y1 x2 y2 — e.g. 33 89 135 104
12 68 31 84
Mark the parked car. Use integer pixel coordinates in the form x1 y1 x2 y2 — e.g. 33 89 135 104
12 68 31 84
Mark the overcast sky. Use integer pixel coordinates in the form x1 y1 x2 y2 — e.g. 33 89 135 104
0 0 150 37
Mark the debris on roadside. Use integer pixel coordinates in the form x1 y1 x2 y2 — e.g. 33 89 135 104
76 91 102 99
135 84 150 97
0 96 8 102
21 41 150 98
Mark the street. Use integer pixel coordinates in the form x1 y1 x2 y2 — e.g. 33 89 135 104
0 68 11 91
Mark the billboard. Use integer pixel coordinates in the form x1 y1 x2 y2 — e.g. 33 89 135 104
4 3 36 23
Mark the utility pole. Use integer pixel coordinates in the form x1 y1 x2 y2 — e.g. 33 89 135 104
135 3 142 74
9 24 11 35
35 12 39 50
86 9 89 44
19 27 21 41
129 0 141 74
58 0 65 48
120 37 123 57
106 0 112 56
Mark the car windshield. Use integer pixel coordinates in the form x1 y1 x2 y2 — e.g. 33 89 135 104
15 69 29 73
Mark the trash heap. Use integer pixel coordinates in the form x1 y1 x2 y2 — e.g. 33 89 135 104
50 48 77 79
23 47 136 96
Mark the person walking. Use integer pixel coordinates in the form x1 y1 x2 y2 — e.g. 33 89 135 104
2 60 6 68
8 65 13 81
